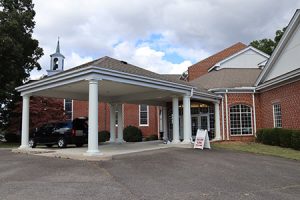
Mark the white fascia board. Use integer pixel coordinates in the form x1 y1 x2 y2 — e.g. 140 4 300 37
208 87 256 93
256 68 300 91
255 10 300 86
16 66 195 96
208 46 270 72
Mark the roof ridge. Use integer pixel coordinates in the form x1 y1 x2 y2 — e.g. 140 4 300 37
189 42 247 70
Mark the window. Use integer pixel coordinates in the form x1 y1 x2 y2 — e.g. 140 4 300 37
230 104 252 135
139 105 149 126
273 104 282 128
64 99 73 121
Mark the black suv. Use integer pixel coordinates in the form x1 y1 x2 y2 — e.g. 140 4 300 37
29 117 88 148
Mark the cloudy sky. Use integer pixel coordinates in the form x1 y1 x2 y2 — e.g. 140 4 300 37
30 0 300 79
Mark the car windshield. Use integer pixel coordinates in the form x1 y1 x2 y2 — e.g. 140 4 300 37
56 122 71 129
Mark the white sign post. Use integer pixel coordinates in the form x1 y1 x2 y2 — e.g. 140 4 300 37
194 129 211 149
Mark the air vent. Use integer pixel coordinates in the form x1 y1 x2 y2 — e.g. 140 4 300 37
120 61 127 64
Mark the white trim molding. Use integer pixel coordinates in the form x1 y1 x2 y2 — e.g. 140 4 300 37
255 10 300 86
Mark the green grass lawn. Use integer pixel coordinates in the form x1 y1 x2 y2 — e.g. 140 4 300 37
0 142 20 148
212 142 300 161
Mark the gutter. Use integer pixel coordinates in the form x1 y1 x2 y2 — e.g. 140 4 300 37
209 87 256 93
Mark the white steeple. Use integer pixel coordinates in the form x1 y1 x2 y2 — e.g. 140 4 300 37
47 38 65 76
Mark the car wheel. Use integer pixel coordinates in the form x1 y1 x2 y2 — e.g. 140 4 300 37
29 138 36 148
75 143 83 147
46 144 53 148
57 138 66 148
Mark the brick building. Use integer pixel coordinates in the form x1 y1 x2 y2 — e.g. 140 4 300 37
17 10 300 153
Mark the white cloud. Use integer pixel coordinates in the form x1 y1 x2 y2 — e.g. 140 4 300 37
65 53 93 69
30 0 300 78
112 41 192 74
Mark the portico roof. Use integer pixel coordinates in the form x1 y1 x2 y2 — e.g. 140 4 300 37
16 56 220 105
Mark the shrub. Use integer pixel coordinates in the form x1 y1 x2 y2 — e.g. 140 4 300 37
291 131 300 150
145 134 158 141
256 129 264 143
256 128 300 150
98 130 110 143
123 125 143 142
4 133 20 143
261 129 274 145
279 129 292 147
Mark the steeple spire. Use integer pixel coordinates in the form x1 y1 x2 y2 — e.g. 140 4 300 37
56 37 60 53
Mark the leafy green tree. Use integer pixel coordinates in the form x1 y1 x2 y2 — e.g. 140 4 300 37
250 27 286 55
0 0 43 130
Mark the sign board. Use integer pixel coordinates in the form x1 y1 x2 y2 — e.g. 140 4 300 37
194 129 211 149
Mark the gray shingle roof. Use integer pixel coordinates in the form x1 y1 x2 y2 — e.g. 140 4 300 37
53 56 198 88
190 68 262 90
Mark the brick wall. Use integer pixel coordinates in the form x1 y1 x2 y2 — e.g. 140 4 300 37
124 104 159 137
72 101 159 137
221 93 256 141
257 80 300 129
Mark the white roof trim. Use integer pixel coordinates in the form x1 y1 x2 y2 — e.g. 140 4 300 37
255 9 300 86
208 46 270 72
256 68 300 91
16 64 221 101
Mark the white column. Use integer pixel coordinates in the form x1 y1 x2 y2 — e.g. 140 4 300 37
117 104 125 143
214 102 221 140
172 97 180 143
86 79 101 155
182 95 191 143
162 107 168 141
19 94 30 149
109 103 116 143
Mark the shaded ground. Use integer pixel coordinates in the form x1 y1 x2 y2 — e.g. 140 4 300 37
0 148 300 200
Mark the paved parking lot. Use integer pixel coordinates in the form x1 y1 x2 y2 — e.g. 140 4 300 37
0 148 300 200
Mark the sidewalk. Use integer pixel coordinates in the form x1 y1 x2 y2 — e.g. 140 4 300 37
12 140 193 161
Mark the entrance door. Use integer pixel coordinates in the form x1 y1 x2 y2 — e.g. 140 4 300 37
191 114 210 139
200 114 209 130
191 116 199 137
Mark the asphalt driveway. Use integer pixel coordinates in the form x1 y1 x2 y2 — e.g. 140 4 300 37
0 148 299 200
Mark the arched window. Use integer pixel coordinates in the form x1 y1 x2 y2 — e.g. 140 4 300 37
230 104 252 135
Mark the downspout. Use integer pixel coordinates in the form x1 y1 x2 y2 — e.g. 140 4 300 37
225 90 229 140
190 87 194 97
221 96 225 140
252 89 257 136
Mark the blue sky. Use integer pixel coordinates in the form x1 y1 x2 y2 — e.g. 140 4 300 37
30 0 300 79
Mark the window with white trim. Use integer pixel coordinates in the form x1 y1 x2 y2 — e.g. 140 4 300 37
139 104 149 126
273 104 282 128
230 104 253 135
64 99 73 121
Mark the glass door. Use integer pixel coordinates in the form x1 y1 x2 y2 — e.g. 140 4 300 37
191 116 199 138
200 115 210 131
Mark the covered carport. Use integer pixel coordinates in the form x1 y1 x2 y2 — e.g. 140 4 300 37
16 56 221 155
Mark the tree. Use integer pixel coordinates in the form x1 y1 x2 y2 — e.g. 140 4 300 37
250 27 287 55
0 0 43 130
8 97 66 134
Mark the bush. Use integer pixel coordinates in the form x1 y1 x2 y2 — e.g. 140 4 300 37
256 128 300 150
98 130 110 142
279 129 292 147
123 125 143 142
4 133 20 143
256 129 264 143
145 134 158 141
291 131 300 150
261 129 274 145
